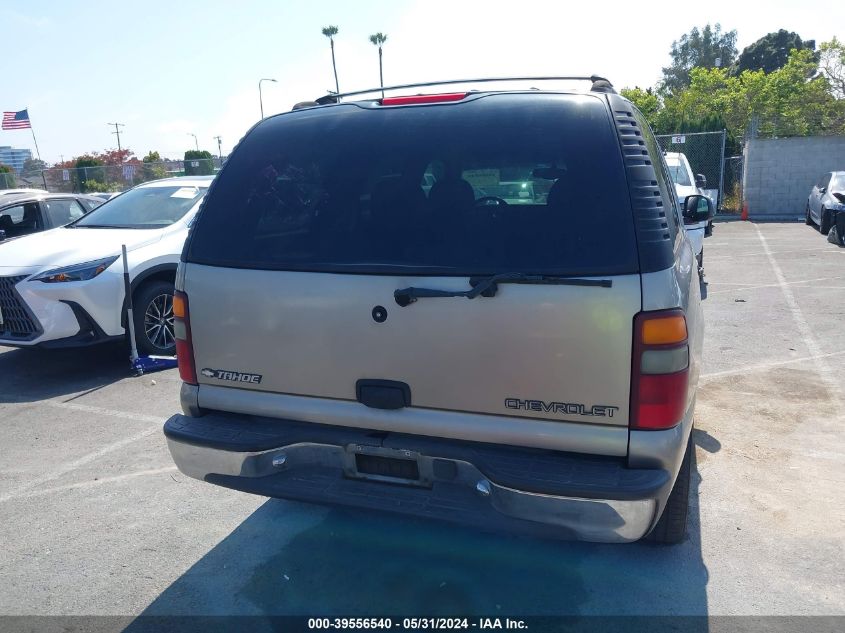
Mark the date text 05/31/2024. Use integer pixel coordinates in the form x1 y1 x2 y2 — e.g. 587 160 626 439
307 618 528 630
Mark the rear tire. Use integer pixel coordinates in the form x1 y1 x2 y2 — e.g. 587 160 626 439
133 280 176 356
646 435 692 545
805 204 813 226
820 208 832 235
696 249 704 280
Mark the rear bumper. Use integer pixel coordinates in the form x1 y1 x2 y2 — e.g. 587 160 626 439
164 412 673 543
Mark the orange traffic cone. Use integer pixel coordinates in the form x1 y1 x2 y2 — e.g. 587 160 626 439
740 200 749 221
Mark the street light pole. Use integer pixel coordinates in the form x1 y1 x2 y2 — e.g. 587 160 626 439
107 122 125 153
213 136 222 161
259 78 277 119
187 133 198 152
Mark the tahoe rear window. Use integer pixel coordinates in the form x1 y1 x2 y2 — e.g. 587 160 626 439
187 93 638 276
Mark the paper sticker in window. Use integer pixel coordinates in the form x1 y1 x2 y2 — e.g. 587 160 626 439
170 187 200 199
463 169 500 188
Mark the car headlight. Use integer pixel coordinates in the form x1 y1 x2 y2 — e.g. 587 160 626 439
33 255 119 283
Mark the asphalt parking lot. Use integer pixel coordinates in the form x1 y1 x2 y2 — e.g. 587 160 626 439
1 221 843 620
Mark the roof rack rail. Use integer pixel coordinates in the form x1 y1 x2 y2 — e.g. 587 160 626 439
314 75 613 105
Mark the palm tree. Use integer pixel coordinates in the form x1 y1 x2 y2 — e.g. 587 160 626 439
368 32 388 97
321 25 340 94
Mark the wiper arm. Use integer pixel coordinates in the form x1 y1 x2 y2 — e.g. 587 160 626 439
394 273 612 307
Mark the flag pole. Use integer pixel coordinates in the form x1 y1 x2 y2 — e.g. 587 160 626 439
26 107 42 161
25 107 48 190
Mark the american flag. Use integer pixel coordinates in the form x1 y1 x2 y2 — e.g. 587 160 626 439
2 109 31 130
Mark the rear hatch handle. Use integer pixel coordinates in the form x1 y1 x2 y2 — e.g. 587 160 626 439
394 273 612 307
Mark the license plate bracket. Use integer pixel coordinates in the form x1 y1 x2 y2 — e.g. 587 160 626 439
344 445 431 488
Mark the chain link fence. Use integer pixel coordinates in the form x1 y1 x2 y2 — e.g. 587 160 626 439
655 131 728 213
0 158 223 194
0 172 16 190
721 155 744 213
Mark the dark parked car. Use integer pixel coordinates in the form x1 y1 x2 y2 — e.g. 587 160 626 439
0 193 103 241
806 171 845 234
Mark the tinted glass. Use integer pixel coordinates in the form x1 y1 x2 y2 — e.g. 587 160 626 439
0 202 39 237
74 185 206 228
831 174 845 191
81 198 103 211
665 158 692 187
44 199 86 226
188 94 638 276
818 173 832 188
1 204 25 223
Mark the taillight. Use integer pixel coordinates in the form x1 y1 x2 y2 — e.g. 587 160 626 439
380 92 467 106
173 290 197 384
630 310 689 430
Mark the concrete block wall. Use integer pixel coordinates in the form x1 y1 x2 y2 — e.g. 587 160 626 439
743 136 845 217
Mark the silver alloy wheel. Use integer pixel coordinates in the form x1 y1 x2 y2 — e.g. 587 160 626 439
144 293 175 350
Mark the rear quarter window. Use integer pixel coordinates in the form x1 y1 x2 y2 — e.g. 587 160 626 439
187 94 639 276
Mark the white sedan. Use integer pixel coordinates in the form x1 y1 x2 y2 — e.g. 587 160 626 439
0 176 212 355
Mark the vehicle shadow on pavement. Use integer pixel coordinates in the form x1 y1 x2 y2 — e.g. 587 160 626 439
0 342 129 403
126 437 713 624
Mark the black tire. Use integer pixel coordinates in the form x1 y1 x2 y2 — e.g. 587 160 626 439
820 208 832 235
805 204 813 226
133 280 176 356
646 435 692 545
697 249 704 278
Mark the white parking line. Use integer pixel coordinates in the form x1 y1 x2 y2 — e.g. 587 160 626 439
48 400 164 424
11 466 179 500
700 349 845 381
707 247 832 260
708 275 845 295
753 225 843 411
0 401 164 504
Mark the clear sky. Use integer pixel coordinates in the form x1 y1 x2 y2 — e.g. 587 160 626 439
1 0 841 164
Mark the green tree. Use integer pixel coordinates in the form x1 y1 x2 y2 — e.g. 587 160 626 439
666 49 844 140
322 25 340 94
620 87 661 129
819 37 845 99
75 155 105 192
0 164 15 190
184 150 214 176
735 30 816 75
21 158 46 177
141 151 167 182
661 23 737 95
368 32 388 96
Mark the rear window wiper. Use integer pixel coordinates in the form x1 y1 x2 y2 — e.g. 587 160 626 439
394 273 612 307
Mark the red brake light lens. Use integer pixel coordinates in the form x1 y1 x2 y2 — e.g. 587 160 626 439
633 372 689 429
380 93 467 106
173 290 197 385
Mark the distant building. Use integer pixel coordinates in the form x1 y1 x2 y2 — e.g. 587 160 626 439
0 146 33 172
